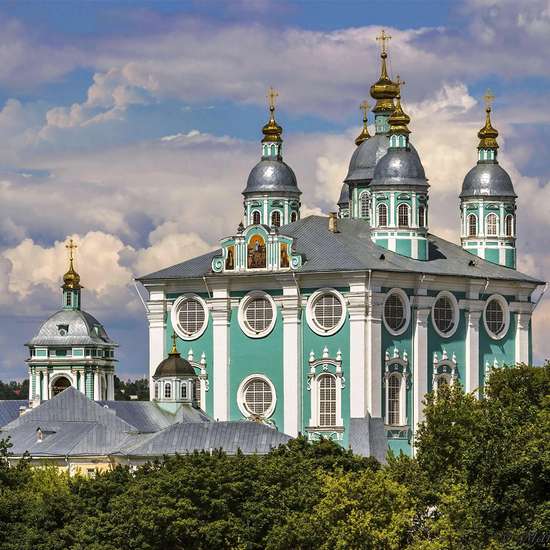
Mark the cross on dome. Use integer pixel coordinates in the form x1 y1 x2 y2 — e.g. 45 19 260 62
267 86 278 112
360 100 370 119
376 29 392 54
484 88 495 111
66 238 77 263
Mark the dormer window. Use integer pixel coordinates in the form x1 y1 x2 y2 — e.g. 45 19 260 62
57 324 69 336
66 292 72 307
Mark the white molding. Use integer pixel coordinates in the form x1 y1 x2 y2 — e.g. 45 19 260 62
171 294 209 341
514 311 531 365
238 290 277 338
431 291 459 338
412 306 430 455
383 288 411 336
366 292 384 417
305 288 347 337
211 293 230 420
237 374 277 419
465 308 482 395
483 294 510 340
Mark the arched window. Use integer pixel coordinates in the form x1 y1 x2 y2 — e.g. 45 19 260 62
180 383 187 399
164 383 172 399
505 214 514 237
252 211 261 225
418 206 426 228
290 211 297 223
360 193 370 218
387 373 401 426
154 383 159 400
271 211 281 227
486 213 498 236
318 374 336 427
467 214 477 236
398 204 409 227
378 203 388 226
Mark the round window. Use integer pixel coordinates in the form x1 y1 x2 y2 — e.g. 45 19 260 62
432 292 458 337
172 295 208 340
306 289 346 336
245 297 273 333
242 377 274 417
384 291 407 334
484 295 509 339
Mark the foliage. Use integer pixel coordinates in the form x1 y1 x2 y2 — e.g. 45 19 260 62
114 376 149 400
0 364 548 549
0 380 29 399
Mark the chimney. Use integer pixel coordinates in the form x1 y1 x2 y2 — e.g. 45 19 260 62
328 212 338 233
36 427 43 443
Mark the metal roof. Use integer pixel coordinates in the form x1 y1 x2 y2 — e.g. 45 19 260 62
242 159 301 195
139 215 542 285
0 400 27 427
371 148 428 188
337 182 349 206
460 161 516 198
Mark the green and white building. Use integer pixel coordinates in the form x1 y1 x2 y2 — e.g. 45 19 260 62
138 49 544 456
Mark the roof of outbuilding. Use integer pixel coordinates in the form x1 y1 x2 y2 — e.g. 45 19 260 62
138 215 542 285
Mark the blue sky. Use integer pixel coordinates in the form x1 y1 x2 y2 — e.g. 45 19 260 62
0 0 548 380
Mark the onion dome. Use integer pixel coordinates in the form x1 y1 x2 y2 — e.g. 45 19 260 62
262 109 282 144
370 30 399 114
62 239 81 290
153 335 196 379
477 104 499 150
388 86 411 136
355 100 371 146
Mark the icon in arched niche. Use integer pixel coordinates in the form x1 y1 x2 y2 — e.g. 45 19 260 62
280 243 289 268
225 245 235 270
248 234 266 268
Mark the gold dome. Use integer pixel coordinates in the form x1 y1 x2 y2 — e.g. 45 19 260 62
262 87 283 143
355 100 371 146
370 31 399 114
477 92 499 150
388 78 410 135
62 239 82 290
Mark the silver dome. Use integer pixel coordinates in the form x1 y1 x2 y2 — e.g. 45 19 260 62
242 159 301 195
371 148 428 188
27 309 115 347
460 162 516 198
337 183 349 206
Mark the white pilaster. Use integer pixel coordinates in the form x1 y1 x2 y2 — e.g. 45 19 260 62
514 310 532 365
464 305 482 395
107 372 115 400
366 292 384 417
281 283 301 436
211 286 231 421
146 289 166 400
348 282 367 418
93 370 100 401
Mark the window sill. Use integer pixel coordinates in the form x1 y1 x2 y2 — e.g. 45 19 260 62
305 426 344 433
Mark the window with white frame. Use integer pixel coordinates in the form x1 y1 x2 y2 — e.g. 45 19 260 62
486 213 498 236
484 294 509 339
383 289 410 335
239 292 277 338
467 214 477 236
432 291 459 337
271 211 281 227
387 373 402 426
238 376 276 418
252 211 261 225
180 383 187 399
164 383 172 399
505 214 514 237
318 374 337 427
398 204 409 227
307 289 346 336
418 206 426 228
360 192 370 218
378 203 388 226
172 295 208 340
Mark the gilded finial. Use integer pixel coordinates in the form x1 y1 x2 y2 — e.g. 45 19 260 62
355 100 371 146
62 238 81 290
262 86 283 144
169 332 179 355
370 29 399 114
388 75 411 136
376 29 392 55
478 89 498 150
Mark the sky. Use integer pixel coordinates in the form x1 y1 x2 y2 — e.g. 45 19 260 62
0 0 549 380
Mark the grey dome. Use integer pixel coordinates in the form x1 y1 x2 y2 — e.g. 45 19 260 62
460 162 516 198
338 183 349 206
27 309 115 347
243 159 301 195
153 354 196 379
371 148 428 188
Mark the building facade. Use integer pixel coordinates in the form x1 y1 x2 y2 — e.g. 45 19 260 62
139 37 543 456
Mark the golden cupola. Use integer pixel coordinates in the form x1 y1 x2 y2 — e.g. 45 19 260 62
370 30 399 114
262 87 283 144
355 100 371 146
388 77 411 136
62 239 81 290
478 90 499 151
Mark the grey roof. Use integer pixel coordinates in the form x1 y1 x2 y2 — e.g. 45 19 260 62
139 215 542 285
0 400 27 427
371 147 428 188
345 134 419 184
337 182 349 206
27 309 116 347
349 416 387 464
123 421 291 457
460 161 516 198
242 159 301 195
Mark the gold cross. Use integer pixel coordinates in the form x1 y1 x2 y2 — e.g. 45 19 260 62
267 87 278 110
484 88 495 110
395 75 405 89
65 238 77 263
360 100 370 119
171 332 177 348
376 29 392 54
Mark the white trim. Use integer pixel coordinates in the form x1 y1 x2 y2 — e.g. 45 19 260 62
383 288 411 336
385 371 406 426
171 294 209 341
305 288 347 336
237 374 277 419
485 212 498 237
270 209 283 227
238 290 277 338
483 294 510 340
431 291 459 338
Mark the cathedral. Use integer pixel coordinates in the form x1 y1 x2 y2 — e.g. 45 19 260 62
16 31 544 460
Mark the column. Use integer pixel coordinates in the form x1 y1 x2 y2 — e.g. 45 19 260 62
465 307 482 395
514 310 532 365
93 370 100 401
281 283 301 436
146 289 166 400
107 372 115 400
211 286 231 421
412 302 430 450
28 368 34 400
366 292 384 417
348 282 367 418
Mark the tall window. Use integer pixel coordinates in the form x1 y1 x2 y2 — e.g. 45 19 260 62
66 292 72 307
252 211 261 225
360 193 370 218
193 379 201 405
271 211 281 227
154 383 159 400
486 213 498 236
290 211 297 223
398 204 409 227
468 214 477 236
164 383 172 399
378 204 388 226
180 383 187 399
319 374 336 427
387 374 401 426
505 214 514 237
418 206 426 228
